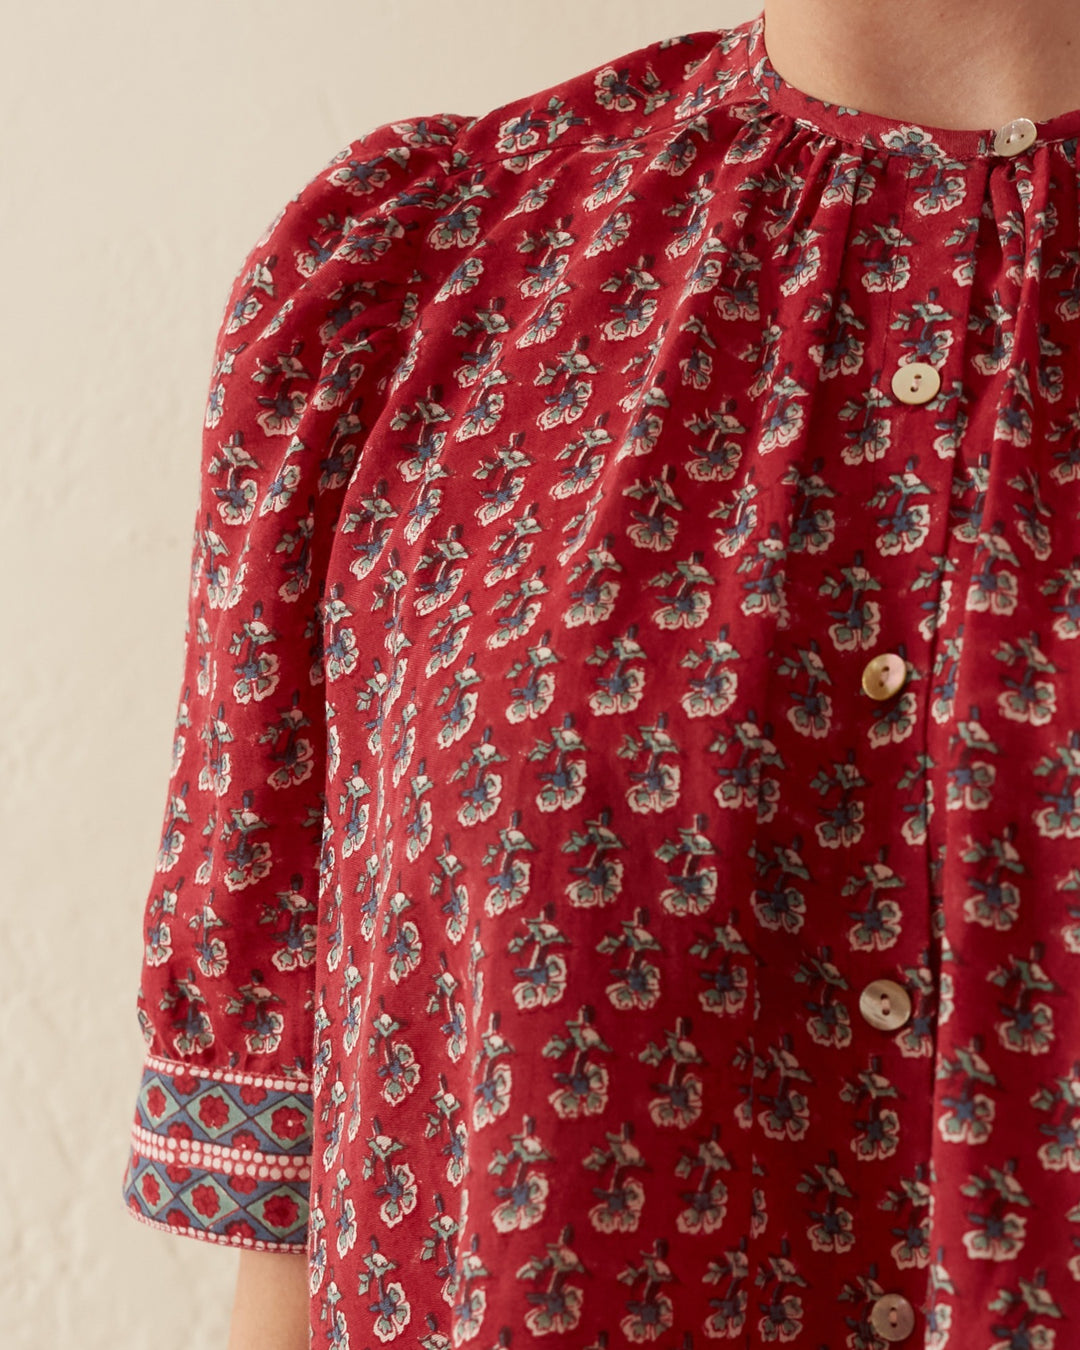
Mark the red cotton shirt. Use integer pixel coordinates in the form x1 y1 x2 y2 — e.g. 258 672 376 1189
122 9 1080 1347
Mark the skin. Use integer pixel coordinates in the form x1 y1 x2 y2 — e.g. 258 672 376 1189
226 1249 308 1350
221 6 1080 1346
763 0 1080 130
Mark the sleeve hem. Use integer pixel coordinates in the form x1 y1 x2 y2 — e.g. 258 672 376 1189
122 1054 312 1246
123 1200 308 1253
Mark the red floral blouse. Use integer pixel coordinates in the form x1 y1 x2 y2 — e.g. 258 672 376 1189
122 10 1080 1347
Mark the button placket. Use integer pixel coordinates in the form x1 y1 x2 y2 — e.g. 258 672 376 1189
858 636 915 1318
861 348 936 1334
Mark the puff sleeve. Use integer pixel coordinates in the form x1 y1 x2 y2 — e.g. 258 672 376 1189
121 114 468 1251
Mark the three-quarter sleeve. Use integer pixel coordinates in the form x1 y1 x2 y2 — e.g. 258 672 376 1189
121 114 466 1250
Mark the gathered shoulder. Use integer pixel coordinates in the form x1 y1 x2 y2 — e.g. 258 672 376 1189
208 19 759 399
450 24 754 172
211 113 475 371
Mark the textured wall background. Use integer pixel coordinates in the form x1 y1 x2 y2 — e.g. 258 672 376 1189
3 1 756 1344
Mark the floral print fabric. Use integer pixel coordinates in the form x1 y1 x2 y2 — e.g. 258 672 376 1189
122 10 1080 1346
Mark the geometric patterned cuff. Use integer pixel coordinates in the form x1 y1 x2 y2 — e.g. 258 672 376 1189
121 1054 312 1251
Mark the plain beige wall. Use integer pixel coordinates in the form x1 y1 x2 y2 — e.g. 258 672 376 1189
3 2 758 1345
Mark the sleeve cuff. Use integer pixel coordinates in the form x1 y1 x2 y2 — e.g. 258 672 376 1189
121 1054 312 1250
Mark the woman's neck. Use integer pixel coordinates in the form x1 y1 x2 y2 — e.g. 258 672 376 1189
761 0 1080 129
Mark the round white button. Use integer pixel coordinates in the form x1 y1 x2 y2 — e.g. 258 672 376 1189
891 361 941 406
859 979 913 1032
869 1293 916 1341
994 118 1037 157
861 652 907 701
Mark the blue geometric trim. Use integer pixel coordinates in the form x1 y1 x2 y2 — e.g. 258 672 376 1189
121 1055 312 1249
